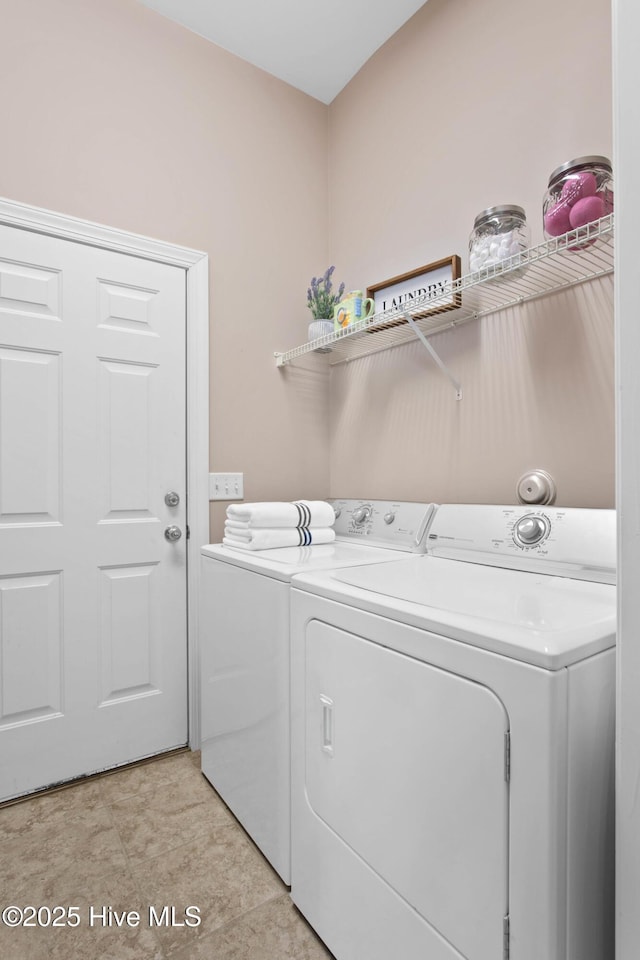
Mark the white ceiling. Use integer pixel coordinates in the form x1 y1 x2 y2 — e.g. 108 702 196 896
137 0 428 103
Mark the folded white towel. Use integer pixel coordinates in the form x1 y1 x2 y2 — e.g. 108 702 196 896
225 519 329 538
226 500 335 529
223 527 336 551
224 521 253 539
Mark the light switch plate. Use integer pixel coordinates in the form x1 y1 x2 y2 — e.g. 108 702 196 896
209 472 244 501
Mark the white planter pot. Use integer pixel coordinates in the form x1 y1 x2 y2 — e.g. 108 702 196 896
308 319 334 352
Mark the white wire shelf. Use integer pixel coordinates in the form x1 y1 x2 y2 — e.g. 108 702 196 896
274 214 614 368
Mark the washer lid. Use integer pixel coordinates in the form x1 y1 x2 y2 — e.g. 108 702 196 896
200 540 411 582
317 555 616 668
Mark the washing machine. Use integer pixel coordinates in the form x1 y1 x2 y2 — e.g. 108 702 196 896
199 499 436 883
290 504 616 960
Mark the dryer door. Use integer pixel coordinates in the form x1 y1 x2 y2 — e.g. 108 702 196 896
304 621 509 960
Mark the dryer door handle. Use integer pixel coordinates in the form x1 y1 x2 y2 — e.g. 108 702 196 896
320 695 334 756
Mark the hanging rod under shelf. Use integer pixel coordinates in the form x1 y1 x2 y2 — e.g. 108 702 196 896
274 214 614 368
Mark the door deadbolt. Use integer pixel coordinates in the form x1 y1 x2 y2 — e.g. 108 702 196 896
164 525 183 542
165 491 180 507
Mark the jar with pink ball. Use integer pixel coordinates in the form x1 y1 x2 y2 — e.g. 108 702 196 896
543 156 613 247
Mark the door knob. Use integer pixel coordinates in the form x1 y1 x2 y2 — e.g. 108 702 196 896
165 491 180 507
164 525 183 542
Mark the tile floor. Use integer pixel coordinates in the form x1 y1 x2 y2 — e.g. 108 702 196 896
0 749 334 960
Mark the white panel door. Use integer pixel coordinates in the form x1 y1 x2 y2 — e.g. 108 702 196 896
0 224 187 800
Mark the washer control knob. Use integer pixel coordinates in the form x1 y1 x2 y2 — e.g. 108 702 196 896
352 505 372 525
515 515 546 545
332 505 341 520
383 512 395 525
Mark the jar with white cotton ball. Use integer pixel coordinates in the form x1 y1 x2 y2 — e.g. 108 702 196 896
468 205 529 276
543 156 613 246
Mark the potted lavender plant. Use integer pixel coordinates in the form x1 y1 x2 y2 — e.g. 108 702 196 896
307 266 345 349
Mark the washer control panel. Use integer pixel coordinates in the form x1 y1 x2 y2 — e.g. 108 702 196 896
330 500 436 553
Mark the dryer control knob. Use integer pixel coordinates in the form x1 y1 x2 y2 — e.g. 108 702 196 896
515 515 547 545
384 512 395 525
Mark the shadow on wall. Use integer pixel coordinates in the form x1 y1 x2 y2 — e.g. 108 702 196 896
327 277 614 508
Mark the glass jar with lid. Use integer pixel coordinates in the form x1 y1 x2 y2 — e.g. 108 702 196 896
543 155 613 242
469 205 529 275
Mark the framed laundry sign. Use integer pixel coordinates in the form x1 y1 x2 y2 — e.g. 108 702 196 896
367 255 461 330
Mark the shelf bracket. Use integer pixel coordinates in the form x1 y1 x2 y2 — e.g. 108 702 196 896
403 311 462 400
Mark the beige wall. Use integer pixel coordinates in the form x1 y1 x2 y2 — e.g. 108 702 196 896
0 0 615 529
0 0 331 541
327 0 614 507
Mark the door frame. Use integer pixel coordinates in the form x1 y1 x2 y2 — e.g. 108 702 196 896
0 196 209 749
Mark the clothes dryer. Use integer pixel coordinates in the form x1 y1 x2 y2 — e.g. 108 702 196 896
290 504 616 960
200 499 435 883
